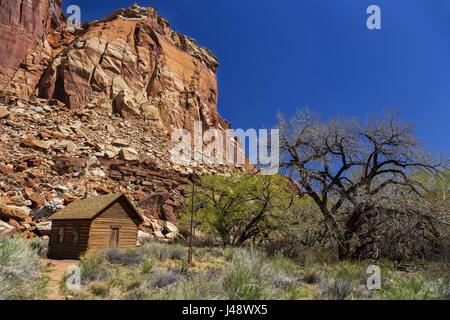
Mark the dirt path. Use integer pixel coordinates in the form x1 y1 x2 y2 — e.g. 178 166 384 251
41 259 79 300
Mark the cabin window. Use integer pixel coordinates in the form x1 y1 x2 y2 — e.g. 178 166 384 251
58 227 65 243
73 226 80 244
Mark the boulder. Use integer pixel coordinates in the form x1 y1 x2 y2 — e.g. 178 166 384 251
137 230 152 244
106 124 116 135
65 141 77 153
91 168 106 177
0 220 16 236
0 105 11 119
0 164 14 175
139 192 170 214
112 91 140 120
153 230 165 239
86 156 100 168
164 221 178 234
21 136 52 150
0 205 31 222
105 147 121 159
7 219 22 231
119 148 139 162
113 139 129 147
165 232 178 240
52 157 87 174
27 194 46 209
161 204 177 223
36 221 52 236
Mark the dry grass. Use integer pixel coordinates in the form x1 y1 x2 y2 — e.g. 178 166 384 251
8 240 442 301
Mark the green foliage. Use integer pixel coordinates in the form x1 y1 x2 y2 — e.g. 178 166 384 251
270 255 298 274
143 259 154 274
222 249 267 300
176 270 224 300
320 263 366 300
106 267 142 291
378 276 444 300
0 237 40 277
30 238 49 258
179 174 301 246
0 237 47 300
438 276 450 300
79 252 109 283
60 242 450 301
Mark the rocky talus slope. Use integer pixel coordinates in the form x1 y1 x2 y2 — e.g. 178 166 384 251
0 3 247 240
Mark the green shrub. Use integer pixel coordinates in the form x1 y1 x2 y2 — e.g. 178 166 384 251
379 276 443 300
222 249 267 300
0 271 12 299
271 275 295 290
438 276 450 300
30 238 49 258
126 279 143 291
79 252 109 283
321 277 355 300
176 272 225 300
0 237 40 278
89 281 109 298
265 256 299 292
143 259 154 274
194 246 225 259
0 238 46 300
320 264 365 300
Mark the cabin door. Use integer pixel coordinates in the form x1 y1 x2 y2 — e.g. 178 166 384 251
110 227 120 249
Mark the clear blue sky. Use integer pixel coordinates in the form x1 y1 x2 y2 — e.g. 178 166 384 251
63 0 450 154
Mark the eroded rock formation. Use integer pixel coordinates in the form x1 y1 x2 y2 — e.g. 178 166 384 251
1 3 231 137
0 3 249 240
0 0 70 98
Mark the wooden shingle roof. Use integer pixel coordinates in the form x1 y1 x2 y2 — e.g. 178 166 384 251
49 193 143 222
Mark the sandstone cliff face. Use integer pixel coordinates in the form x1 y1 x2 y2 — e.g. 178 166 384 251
2 4 229 136
0 0 69 98
0 3 248 240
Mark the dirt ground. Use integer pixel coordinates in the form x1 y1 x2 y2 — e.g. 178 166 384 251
41 259 79 300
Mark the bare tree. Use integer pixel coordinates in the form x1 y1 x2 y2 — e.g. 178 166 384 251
279 109 448 260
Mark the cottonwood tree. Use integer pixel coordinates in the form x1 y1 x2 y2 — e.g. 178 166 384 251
279 109 448 260
179 174 295 246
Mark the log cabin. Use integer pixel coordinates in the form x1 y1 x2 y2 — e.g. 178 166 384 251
48 193 143 259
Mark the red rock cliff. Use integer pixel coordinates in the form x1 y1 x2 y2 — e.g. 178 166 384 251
0 0 68 97
1 3 233 137
0 3 251 239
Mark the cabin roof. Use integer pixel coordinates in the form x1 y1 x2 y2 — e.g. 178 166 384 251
49 193 143 222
